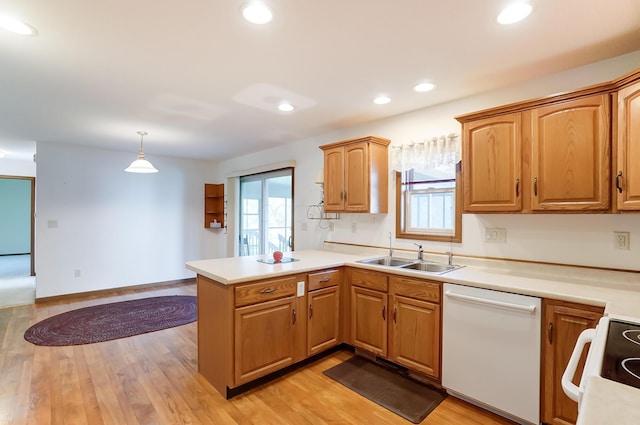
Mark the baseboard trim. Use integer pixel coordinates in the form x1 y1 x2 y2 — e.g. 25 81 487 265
35 278 195 304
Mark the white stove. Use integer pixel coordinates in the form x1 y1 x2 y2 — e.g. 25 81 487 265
562 316 640 409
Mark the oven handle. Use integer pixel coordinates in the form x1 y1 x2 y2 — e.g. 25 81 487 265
561 328 596 402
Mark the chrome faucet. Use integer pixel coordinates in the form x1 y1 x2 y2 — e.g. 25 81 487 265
446 251 453 265
388 232 393 257
414 243 424 261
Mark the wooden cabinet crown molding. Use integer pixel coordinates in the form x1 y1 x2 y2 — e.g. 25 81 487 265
319 135 391 150
454 67 640 124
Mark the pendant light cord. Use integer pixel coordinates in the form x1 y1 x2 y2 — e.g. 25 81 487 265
137 131 148 158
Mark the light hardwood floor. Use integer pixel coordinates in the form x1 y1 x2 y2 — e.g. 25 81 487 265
0 282 516 425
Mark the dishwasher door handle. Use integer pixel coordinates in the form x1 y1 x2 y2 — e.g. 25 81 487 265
445 290 537 313
561 328 595 402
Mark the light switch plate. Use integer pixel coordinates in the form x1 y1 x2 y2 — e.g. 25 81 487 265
485 227 507 243
297 281 305 297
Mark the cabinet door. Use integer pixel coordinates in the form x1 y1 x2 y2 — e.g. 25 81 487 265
389 294 440 379
542 300 603 425
531 95 611 211
308 286 340 356
462 113 522 211
615 81 640 210
234 296 297 385
323 145 345 212
351 286 387 356
344 141 369 212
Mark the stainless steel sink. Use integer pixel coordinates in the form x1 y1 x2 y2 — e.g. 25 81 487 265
400 262 462 274
357 257 417 267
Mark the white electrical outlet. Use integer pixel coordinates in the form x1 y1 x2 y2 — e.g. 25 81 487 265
614 231 630 250
74 269 81 278
485 228 507 243
328 222 334 231
296 281 305 297
351 222 357 233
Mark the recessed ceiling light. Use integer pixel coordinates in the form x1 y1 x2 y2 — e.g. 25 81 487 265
242 2 273 24
497 2 532 25
0 14 37 35
414 82 436 92
374 96 391 105
278 103 295 112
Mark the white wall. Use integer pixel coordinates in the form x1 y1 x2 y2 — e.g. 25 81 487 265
0 157 36 177
215 50 640 272
35 142 218 298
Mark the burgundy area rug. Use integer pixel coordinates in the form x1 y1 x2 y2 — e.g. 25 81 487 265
24 295 196 346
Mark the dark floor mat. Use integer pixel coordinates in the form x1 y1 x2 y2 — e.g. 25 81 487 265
323 356 446 424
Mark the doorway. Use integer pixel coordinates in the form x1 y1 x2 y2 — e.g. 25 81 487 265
239 168 293 256
0 175 36 308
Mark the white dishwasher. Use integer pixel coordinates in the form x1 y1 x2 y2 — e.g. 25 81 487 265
442 283 541 425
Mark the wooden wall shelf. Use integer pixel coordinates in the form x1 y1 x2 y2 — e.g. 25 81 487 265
204 183 225 229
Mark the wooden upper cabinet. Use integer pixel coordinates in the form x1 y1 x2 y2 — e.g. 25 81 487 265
322 145 345 211
320 136 390 213
462 113 522 212
614 80 640 211
530 94 611 211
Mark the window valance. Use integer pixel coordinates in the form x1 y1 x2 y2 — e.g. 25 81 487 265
391 133 461 173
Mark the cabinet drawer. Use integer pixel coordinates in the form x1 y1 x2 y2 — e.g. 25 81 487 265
235 276 298 307
308 269 342 291
389 276 440 303
350 268 388 292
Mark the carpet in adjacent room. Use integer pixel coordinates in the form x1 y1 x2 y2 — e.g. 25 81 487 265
24 295 196 346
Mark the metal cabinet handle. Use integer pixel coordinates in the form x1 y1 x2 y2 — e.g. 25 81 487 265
393 307 397 324
533 177 538 196
548 322 553 344
382 306 386 320
319 277 331 283
260 288 276 294
292 308 297 324
616 171 623 193
515 179 520 197
309 304 313 319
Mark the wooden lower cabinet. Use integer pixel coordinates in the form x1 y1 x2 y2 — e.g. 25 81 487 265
308 285 340 356
541 300 604 425
351 285 388 356
347 269 442 381
234 295 297 385
388 276 441 379
197 272 307 397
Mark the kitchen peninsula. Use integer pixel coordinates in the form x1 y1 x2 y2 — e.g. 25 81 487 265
186 249 640 425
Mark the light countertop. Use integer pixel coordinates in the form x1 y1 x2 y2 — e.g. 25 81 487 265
186 249 640 425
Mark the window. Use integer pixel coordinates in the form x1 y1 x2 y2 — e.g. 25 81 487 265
239 168 293 256
395 162 462 242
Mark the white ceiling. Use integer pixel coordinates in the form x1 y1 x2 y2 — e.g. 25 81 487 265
1 0 639 162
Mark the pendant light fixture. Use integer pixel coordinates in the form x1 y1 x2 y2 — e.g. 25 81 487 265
125 131 158 173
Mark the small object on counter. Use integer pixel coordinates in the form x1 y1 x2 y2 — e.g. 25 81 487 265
210 220 221 228
273 251 283 262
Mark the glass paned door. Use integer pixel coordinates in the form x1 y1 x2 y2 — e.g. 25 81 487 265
239 168 293 256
